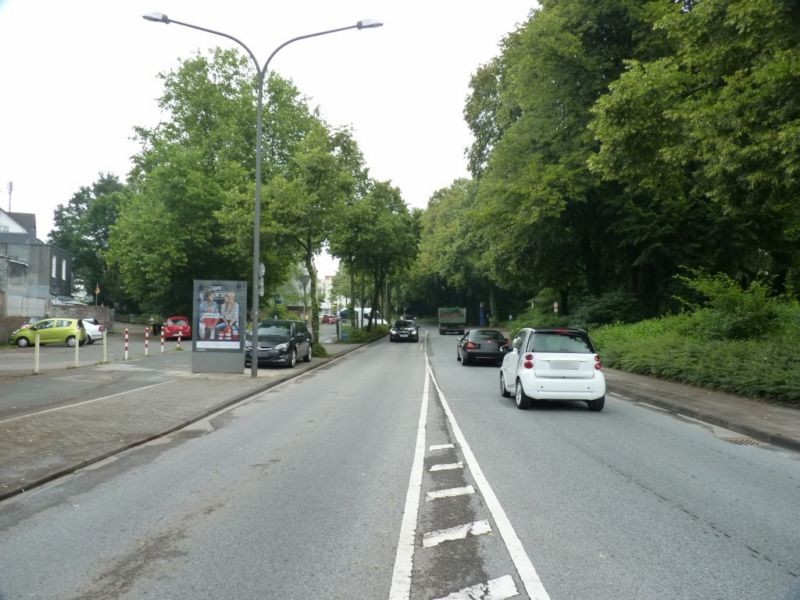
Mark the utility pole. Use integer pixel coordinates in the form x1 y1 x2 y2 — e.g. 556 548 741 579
7 181 12 211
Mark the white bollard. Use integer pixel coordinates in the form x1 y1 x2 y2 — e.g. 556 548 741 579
124 328 129 361
145 327 150 357
34 334 40 374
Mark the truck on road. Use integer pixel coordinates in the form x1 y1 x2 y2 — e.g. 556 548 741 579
438 307 467 335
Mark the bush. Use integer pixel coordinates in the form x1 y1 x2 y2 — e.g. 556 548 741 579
569 289 645 329
674 271 780 340
312 341 329 358
339 325 388 343
592 300 800 404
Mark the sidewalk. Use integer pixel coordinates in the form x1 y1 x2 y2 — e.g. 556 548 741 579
604 368 800 452
0 338 362 501
1 348 798 502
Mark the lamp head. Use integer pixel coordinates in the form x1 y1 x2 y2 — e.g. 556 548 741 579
356 19 383 29
142 12 170 24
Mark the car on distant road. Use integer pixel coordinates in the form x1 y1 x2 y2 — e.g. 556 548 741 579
163 315 192 340
9 318 87 347
82 318 106 344
389 319 419 342
321 314 338 324
457 329 507 365
499 327 606 411
245 319 312 368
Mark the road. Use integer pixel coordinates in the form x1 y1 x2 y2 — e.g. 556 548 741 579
0 329 798 599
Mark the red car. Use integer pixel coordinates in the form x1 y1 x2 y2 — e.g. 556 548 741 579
321 314 338 324
163 315 192 340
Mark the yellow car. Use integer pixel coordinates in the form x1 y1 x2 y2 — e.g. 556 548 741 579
9 318 88 347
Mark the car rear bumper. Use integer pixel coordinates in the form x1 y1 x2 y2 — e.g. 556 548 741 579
519 372 606 400
464 351 503 362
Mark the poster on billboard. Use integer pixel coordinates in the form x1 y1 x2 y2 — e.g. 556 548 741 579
193 280 246 351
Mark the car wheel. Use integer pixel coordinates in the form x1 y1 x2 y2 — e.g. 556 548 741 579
499 372 511 397
514 379 530 410
303 345 311 363
587 396 605 412
87 336 95 345
66 336 77 347
16 337 30 348
286 349 297 368
461 353 470 366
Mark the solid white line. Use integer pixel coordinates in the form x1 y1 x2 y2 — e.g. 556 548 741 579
427 362 552 600
429 461 463 472
433 575 518 600
422 519 492 548
0 380 175 424
430 443 455 451
388 369 430 600
426 486 475 501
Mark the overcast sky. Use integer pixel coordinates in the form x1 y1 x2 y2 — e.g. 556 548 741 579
0 0 534 275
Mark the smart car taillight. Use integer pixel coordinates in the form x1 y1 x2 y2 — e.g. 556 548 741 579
594 354 602 370
523 353 534 369
465 341 477 350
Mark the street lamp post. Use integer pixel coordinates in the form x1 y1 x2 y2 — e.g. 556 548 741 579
143 12 382 377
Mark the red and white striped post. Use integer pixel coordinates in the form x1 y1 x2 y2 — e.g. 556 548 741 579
144 327 150 357
160 328 165 354
124 328 129 361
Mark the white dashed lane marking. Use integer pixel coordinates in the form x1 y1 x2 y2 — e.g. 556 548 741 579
422 520 492 548
429 461 464 472
433 575 519 600
430 443 455 451
426 486 476 501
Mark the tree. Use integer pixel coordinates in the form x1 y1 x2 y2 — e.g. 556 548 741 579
467 0 658 314
590 0 800 298
49 173 130 308
264 123 358 342
109 49 320 315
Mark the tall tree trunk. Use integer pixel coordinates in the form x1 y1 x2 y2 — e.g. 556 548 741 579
305 252 318 343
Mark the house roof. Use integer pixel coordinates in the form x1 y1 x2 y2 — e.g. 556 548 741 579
0 209 42 245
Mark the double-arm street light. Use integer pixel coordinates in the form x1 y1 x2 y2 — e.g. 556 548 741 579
143 12 382 377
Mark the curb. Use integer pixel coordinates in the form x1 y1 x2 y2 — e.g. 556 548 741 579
607 384 800 454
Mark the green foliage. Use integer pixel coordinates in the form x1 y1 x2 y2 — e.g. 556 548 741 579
338 324 389 343
569 289 646 329
674 271 780 339
592 301 800 403
49 174 131 308
311 341 329 358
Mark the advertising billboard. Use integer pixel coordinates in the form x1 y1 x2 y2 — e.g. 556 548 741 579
192 280 246 352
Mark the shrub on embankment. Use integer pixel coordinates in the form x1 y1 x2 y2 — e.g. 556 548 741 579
591 276 800 405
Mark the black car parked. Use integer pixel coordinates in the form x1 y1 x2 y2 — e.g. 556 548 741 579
457 329 508 366
245 319 312 368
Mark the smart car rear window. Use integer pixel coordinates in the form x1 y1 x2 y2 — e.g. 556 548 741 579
529 332 593 353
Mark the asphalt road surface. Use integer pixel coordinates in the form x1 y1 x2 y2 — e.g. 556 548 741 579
0 329 798 599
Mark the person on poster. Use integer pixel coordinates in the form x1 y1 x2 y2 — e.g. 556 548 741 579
199 289 221 340
219 291 240 340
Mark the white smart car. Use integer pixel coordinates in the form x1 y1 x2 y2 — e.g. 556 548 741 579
499 327 606 411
